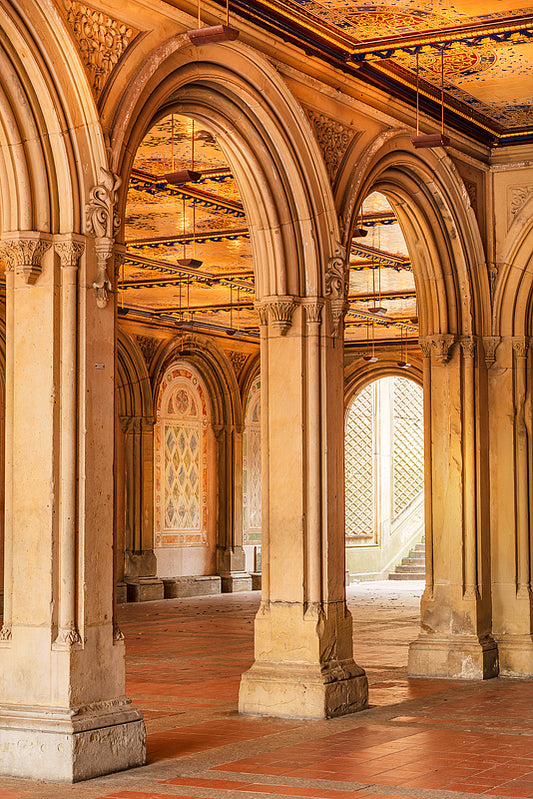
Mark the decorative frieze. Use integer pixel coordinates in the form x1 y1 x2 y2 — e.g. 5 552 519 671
62 0 138 99
325 245 348 338
0 232 52 284
86 168 122 308
306 110 357 184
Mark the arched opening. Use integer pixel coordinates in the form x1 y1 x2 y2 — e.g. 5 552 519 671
242 375 262 575
345 375 424 582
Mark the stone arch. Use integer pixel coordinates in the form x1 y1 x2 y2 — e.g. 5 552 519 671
107 37 340 300
0 0 107 234
339 131 488 338
117 330 154 419
344 356 423 411
493 193 533 337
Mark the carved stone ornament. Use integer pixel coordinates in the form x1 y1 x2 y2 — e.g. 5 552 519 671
0 232 52 284
304 301 323 325
306 110 357 184
113 624 125 642
0 624 11 642
325 245 348 338
54 625 82 648
464 180 478 214
482 336 500 368
256 297 298 336
62 0 138 99
509 184 533 225
460 336 477 360
513 337 529 359
135 334 158 366
86 168 122 308
419 336 433 359
55 238 85 269
254 302 270 327
432 333 456 365
228 350 248 374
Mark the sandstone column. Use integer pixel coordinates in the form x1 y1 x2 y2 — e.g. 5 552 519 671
408 335 497 679
0 219 145 777
239 290 368 718
489 336 533 674
216 422 251 592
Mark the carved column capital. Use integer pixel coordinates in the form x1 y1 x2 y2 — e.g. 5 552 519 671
419 336 433 359
256 296 298 336
325 244 348 338
432 333 456 365
482 336 500 368
513 336 529 359
460 336 477 360
0 232 52 284
303 300 324 326
55 236 85 269
85 168 122 308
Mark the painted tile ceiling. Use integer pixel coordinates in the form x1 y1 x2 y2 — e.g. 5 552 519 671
229 0 533 139
123 114 417 350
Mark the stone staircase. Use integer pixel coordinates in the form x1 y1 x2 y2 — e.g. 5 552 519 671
389 539 425 580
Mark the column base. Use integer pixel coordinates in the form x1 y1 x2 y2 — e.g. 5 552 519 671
408 634 498 679
0 700 145 782
126 577 164 602
495 635 533 676
221 572 252 592
239 659 368 719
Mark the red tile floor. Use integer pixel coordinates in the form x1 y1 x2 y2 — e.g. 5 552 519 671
2 582 533 799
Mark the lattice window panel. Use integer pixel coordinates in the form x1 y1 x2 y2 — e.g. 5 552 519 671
243 381 262 544
345 384 375 539
164 423 201 530
393 377 424 519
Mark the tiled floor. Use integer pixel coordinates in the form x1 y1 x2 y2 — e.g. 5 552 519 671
2 582 533 799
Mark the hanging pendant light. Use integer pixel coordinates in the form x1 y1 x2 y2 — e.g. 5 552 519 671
363 318 378 363
225 284 236 336
411 50 450 149
187 0 239 44
368 258 387 316
397 327 411 369
177 190 203 269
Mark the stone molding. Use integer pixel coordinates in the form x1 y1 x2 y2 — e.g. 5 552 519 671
62 0 138 99
86 169 121 308
0 232 52 284
325 245 348 338
305 109 357 184
482 336 500 368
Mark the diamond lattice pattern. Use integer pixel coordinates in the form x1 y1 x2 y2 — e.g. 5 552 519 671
164 422 201 530
345 384 374 538
393 377 424 519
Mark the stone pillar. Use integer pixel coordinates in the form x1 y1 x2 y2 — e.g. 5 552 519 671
489 336 533 674
408 334 497 679
0 226 145 782
216 422 251 592
121 415 163 602
239 293 368 719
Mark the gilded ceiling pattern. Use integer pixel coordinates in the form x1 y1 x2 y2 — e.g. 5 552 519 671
123 113 417 349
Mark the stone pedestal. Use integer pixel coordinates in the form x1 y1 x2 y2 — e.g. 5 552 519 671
221 572 252 592
126 577 165 602
163 575 222 597
239 298 367 719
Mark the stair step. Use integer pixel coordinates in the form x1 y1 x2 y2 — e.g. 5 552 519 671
389 572 425 580
395 564 425 573
404 556 425 565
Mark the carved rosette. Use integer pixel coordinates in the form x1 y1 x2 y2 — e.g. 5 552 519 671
432 334 456 365
0 232 52 284
325 245 348 338
86 169 122 308
513 337 529 359
482 336 500 368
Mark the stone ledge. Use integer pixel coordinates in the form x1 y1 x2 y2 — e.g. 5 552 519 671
221 573 252 593
126 578 165 603
163 575 222 598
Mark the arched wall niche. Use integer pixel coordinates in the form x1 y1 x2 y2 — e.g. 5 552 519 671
107 38 340 301
338 132 488 339
494 194 533 337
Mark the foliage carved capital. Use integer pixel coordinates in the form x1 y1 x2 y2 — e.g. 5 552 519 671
0 232 52 284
